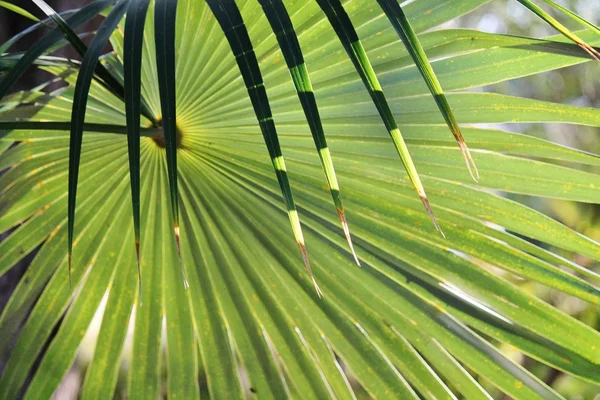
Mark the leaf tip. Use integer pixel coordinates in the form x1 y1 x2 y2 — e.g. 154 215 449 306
458 140 479 182
578 42 600 63
174 224 190 289
135 238 143 303
299 242 323 298
419 195 445 238
67 251 73 293
337 209 361 266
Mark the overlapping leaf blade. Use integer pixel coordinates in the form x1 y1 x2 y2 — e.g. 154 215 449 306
206 0 321 296
66 0 130 284
32 0 92 60
1 0 600 399
376 0 479 180
0 8 80 54
0 0 111 101
315 0 443 235
257 0 360 265
124 0 151 298
516 0 600 60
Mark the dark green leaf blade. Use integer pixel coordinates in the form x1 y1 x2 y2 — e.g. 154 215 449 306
538 0 600 36
316 0 444 236
516 0 600 60
206 0 322 296
31 0 158 126
0 0 111 101
67 0 130 286
155 0 189 287
257 0 359 265
124 0 151 299
376 0 480 180
31 0 89 58
0 121 159 136
0 1 39 21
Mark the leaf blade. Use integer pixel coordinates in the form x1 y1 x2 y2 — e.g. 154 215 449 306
376 0 479 180
124 0 151 300
154 0 189 287
0 0 112 101
257 0 359 265
67 0 130 286
0 1 39 21
206 0 321 296
316 0 444 236
516 0 600 60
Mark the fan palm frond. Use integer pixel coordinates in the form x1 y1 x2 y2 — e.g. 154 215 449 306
1 1 600 399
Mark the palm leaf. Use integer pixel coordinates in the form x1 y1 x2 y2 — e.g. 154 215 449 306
66 0 130 287
1 1 599 399
376 0 479 180
258 0 359 264
516 0 600 60
123 0 152 296
206 0 321 295
316 0 443 236
0 1 39 22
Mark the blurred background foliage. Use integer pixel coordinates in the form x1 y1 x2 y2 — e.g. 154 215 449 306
452 2 600 398
0 0 598 398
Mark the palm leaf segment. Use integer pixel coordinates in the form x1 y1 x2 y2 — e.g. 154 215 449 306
207 0 321 295
1 0 600 398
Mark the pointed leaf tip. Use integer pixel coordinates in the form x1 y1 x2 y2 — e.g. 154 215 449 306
257 0 359 268
419 195 446 239
67 252 73 293
135 239 142 302
299 242 323 298
457 140 480 182
578 43 600 62
174 225 189 289
316 0 461 237
207 0 317 296
517 0 600 63
337 210 361 266
375 0 480 181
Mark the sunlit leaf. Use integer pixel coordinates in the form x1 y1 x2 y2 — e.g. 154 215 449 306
1 1 599 399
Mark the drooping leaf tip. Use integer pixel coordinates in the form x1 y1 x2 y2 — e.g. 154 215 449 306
135 239 141 264
174 224 190 289
298 242 323 298
419 195 446 239
67 251 73 293
337 209 361 266
578 42 600 63
457 140 479 182
135 238 142 302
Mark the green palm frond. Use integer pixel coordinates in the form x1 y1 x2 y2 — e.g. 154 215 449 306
516 0 600 60
259 0 360 264
1 1 600 399
0 1 39 22
123 0 152 296
538 0 600 37
317 0 443 237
